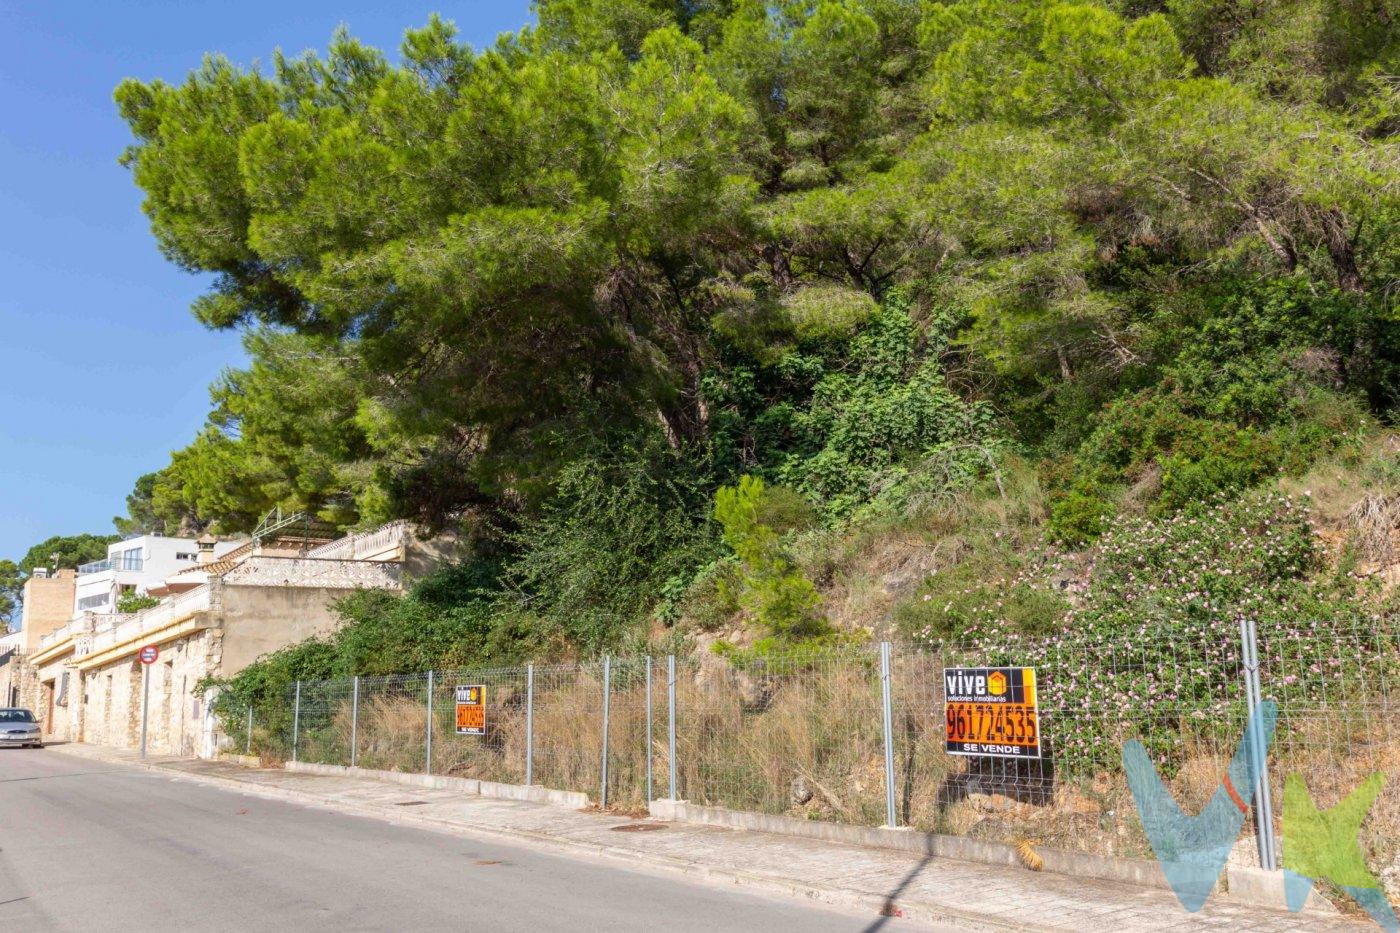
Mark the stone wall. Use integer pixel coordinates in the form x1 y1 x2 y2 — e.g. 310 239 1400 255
70 582 394 756
217 584 368 677
9 653 74 741
76 625 219 755
403 527 466 582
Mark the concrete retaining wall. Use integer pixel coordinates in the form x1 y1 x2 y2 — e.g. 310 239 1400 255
284 760 588 810
647 799 1335 916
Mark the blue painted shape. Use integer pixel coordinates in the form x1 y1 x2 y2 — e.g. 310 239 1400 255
1283 868 1314 913
1122 700 1277 912
1342 887 1400 933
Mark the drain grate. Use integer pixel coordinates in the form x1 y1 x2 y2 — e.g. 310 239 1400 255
394 800 431 807
610 822 666 833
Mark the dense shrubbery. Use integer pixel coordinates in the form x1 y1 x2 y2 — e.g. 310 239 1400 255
500 442 717 652
1042 279 1381 543
902 490 1399 770
712 475 826 638
706 291 1002 520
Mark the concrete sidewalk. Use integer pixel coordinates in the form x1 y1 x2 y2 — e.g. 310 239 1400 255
49 744 1370 931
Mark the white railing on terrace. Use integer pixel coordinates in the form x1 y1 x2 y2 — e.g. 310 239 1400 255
76 555 143 575
305 520 407 561
37 613 125 651
85 585 213 655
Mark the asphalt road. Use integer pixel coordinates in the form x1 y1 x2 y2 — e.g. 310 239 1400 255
0 748 919 932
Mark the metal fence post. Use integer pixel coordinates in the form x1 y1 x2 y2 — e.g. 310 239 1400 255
245 704 253 756
139 663 150 760
525 663 535 786
667 654 677 800
599 656 611 809
1239 619 1277 871
1255 620 1279 871
645 656 653 804
350 675 360 768
425 670 434 776
880 641 898 828
292 680 301 762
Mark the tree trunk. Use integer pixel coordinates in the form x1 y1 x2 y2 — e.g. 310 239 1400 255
1320 208 1364 293
658 336 709 449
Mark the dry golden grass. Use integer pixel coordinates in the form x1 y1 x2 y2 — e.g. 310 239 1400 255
272 654 1397 910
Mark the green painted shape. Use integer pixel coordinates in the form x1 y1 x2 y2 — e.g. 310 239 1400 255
1282 772 1384 890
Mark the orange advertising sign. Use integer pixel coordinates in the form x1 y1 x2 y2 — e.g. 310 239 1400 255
943 666 1041 759
454 684 485 736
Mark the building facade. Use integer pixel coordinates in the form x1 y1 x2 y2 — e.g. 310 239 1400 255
72 535 242 614
12 520 454 756
0 568 78 725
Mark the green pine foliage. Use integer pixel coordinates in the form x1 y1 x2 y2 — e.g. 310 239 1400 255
713 475 826 638
106 1 1398 678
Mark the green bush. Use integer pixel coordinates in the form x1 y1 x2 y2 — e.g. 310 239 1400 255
1047 486 1115 544
503 441 717 651
705 289 1001 521
1045 279 1378 534
116 593 161 614
778 297 1000 518
713 475 827 637
921 490 1398 773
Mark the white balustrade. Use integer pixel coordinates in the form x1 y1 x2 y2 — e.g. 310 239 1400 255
305 520 407 561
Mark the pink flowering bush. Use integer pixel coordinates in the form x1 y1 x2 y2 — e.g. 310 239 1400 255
907 490 1399 774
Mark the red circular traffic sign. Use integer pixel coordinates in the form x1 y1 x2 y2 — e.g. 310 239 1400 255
139 645 159 664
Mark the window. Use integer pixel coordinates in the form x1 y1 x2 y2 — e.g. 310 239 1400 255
113 548 144 572
175 552 196 562
77 593 110 611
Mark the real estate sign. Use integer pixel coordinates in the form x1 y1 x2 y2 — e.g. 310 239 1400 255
454 684 485 736
943 666 1040 759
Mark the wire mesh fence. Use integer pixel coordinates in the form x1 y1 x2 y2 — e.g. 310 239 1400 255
231 619 1399 868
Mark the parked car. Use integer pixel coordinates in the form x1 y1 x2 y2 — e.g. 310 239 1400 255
0 708 42 748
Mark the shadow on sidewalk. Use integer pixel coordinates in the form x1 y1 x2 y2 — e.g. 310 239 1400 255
862 854 933 932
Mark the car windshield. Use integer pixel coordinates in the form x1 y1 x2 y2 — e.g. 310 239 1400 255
0 709 35 723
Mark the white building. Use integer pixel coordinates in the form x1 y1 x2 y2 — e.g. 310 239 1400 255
16 519 457 757
72 535 242 615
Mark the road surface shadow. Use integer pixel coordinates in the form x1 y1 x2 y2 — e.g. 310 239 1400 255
862 854 933 932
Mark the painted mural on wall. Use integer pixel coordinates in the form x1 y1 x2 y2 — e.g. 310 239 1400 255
1123 700 1397 930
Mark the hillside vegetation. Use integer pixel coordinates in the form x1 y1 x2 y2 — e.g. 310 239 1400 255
111 0 1400 686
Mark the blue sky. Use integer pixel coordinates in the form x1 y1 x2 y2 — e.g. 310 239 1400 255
0 1 532 563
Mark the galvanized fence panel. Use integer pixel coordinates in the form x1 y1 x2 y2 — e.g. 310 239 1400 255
355 673 430 772
234 621 1400 873
674 644 889 823
290 677 355 766
426 666 530 784
1254 617 1399 869
887 630 1256 855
